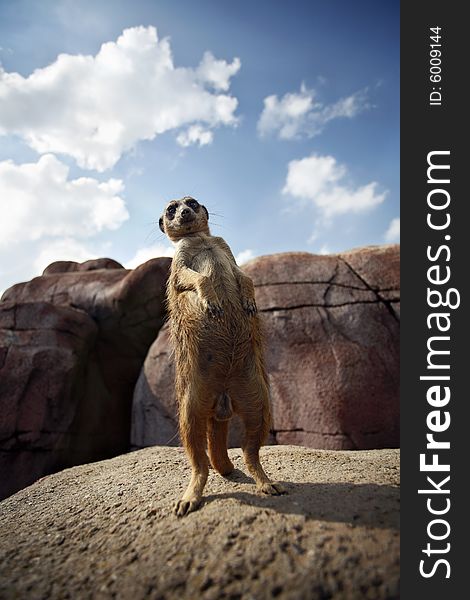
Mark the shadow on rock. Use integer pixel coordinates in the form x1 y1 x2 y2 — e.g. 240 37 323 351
204 480 399 530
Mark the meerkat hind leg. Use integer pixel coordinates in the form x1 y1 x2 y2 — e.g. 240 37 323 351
234 378 287 495
243 428 286 495
174 399 209 517
207 417 234 476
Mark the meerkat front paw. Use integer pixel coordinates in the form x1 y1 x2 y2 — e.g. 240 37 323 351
242 297 258 316
198 279 224 318
202 298 224 319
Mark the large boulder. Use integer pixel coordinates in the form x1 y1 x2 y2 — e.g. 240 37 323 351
0 301 98 500
0 258 171 499
42 258 125 274
247 245 400 449
0 445 400 600
131 245 399 450
3 257 171 360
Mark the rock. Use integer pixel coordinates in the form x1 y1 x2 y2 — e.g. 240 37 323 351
0 446 400 600
131 325 178 447
0 258 171 500
247 245 400 450
42 257 124 275
0 301 98 500
132 245 399 451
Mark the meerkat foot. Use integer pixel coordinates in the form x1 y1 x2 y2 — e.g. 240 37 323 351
242 297 257 316
209 454 234 475
257 482 287 496
217 460 235 476
174 494 202 517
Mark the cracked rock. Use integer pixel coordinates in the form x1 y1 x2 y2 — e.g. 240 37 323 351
0 258 171 500
0 301 98 499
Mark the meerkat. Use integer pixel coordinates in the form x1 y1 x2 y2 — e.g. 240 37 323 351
159 196 285 516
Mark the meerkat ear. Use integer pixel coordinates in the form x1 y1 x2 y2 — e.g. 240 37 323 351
201 205 209 220
159 216 165 233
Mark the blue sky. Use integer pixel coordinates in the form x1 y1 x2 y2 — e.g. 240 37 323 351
0 0 399 295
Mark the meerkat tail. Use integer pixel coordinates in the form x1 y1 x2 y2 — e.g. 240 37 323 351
214 392 233 421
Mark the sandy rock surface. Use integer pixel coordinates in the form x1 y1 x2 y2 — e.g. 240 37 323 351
0 445 399 600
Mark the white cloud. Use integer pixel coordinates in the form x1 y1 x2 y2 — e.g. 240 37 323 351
176 125 214 147
235 249 255 265
318 245 331 255
0 26 241 171
282 153 386 219
124 243 175 269
257 83 369 140
384 217 400 242
196 51 241 92
33 238 98 274
0 154 128 246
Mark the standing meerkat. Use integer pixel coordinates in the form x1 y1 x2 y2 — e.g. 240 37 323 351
159 196 285 516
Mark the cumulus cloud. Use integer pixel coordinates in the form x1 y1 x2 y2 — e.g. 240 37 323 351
0 26 241 171
282 153 386 218
384 217 400 242
196 51 241 92
257 83 369 140
124 243 175 269
235 249 255 265
0 154 128 246
176 125 214 147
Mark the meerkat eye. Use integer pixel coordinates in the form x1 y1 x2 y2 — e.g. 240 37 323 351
186 199 199 210
167 205 177 218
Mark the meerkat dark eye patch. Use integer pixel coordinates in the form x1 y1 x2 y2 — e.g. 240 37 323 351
166 204 177 220
185 198 199 211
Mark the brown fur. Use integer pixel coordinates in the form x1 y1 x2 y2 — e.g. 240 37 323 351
160 196 285 516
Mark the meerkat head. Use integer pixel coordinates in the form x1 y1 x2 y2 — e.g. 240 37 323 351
159 196 210 241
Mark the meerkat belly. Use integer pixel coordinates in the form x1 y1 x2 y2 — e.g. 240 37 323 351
191 249 241 311
175 250 252 361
